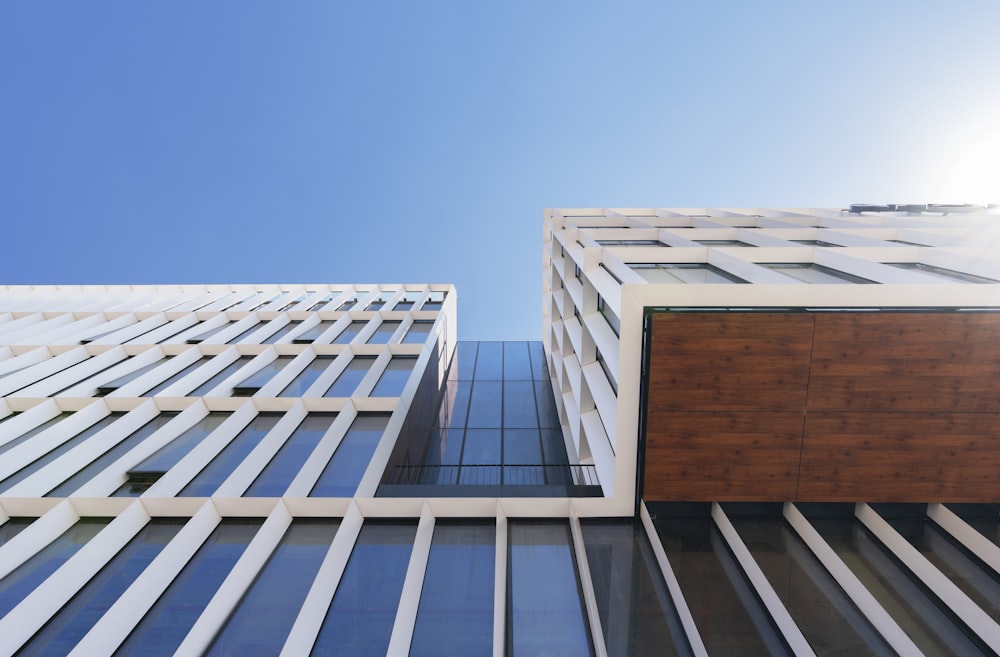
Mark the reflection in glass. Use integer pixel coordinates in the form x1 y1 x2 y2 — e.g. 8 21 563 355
261 321 301 344
0 518 33 548
16 520 183 656
205 521 339 656
581 519 692 657
0 520 109 618
310 414 389 497
233 357 294 396
113 520 261 657
180 414 281 496
730 517 893 656
279 356 335 397
188 357 254 397
410 522 495 657
323 356 376 398
311 522 417 657
245 414 337 497
653 516 790 657
401 320 434 345
369 357 415 397
0 413 70 459
143 358 209 396
332 321 368 345
508 521 593 657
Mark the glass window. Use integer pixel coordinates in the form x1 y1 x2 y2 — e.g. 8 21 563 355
293 321 336 344
409 522 495 657
113 520 261 657
503 342 533 380
473 342 503 380
369 357 415 397
337 297 359 311
761 263 876 284
0 518 33 547
117 412 230 496
883 262 999 283
0 414 123 494
507 521 594 657
226 322 261 344
332 321 368 345
276 293 307 312
97 359 173 396
503 428 541 464
245 414 337 497
188 357 255 397
365 321 401 345
596 239 664 246
47 413 178 497
694 239 756 247
420 291 445 310
401 320 434 344
0 519 109 618
466 380 502 428
365 297 386 311
261 321 302 345
142 358 209 396
789 239 841 247
628 263 748 284
597 296 620 336
233 357 294 396
179 414 282 497
323 356 376 398
310 414 389 497
461 429 501 466
581 519 693 657
0 413 70 459
310 522 417 657
307 292 341 312
186 322 234 344
278 356 335 397
503 380 538 428
16 519 184 656
204 521 340 656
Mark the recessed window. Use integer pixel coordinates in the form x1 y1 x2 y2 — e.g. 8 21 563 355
293 320 336 344
628 263 748 284
596 239 665 246
882 262 999 284
694 239 756 247
232 356 294 396
596 296 620 336
888 239 929 247
790 239 841 247
761 263 875 284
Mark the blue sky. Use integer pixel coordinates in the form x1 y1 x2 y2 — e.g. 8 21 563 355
2 1 999 340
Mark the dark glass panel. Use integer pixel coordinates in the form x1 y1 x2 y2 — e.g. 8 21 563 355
113 520 261 657
0 520 109 618
365 321 401 345
47 413 178 497
421 427 462 466
279 356 335 397
97 359 172 396
0 519 33 548
261 321 301 345
293 321 336 344
439 380 472 429
502 342 533 380
473 342 503 380
310 522 417 657
730 517 894 656
204 521 339 657
323 356 376 398
120 412 231 492
527 342 548 380
503 429 541 464
0 414 70 459
653 517 789 657
503 381 538 428
233 357 294 396
401 320 434 345
540 429 569 465
310 414 389 497
225 322 261 344
188 357 254 397
453 342 478 380
581 519 692 657
370 357 415 397
507 521 593 657
534 382 561 428
16 519 183 656
245 414 337 497
807 517 982 657
0 415 122 494
332 321 368 345
409 522 495 657
179 414 282 497
461 429 501 465
467 380 502 428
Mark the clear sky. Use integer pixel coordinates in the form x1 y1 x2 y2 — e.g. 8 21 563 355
2 1 999 340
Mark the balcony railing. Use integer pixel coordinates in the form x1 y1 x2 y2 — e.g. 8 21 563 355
380 464 601 497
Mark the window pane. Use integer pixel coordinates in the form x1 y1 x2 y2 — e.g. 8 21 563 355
179 414 282 496
409 522 495 657
503 342 533 380
293 321 336 344
205 521 339 656
47 413 178 497
261 321 301 344
16 519 184 656
310 414 389 497
473 342 503 379
310 522 417 657
143 358 208 396
0 520 109 618
467 380 501 428
503 381 538 428
581 519 693 657
508 521 594 657
628 263 748 284
226 322 261 344
245 414 337 497
113 520 262 657
401 320 434 345
365 321 401 344
761 263 875 284
0 413 70 459
370 357 415 397
461 429 501 465
504 429 541 464
332 321 368 345
233 357 294 396
323 356 376 398
0 518 33 547
188 357 254 397
279 356 335 397
0 414 122 494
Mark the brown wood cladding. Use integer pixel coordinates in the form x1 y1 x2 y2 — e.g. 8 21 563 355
644 312 1000 502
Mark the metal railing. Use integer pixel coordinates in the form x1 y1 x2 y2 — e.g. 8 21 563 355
386 464 599 488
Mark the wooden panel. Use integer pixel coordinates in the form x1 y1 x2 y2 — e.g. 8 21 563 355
644 411 803 501
808 313 1000 412
798 412 1000 502
648 313 814 412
